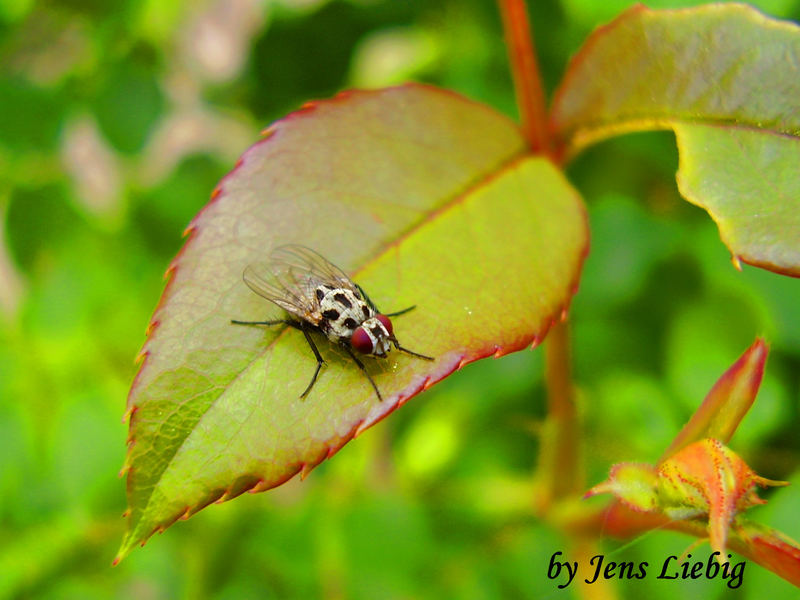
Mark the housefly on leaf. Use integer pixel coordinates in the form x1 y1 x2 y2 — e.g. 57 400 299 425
232 244 433 401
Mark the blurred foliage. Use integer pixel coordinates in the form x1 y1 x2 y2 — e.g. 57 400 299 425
0 0 798 598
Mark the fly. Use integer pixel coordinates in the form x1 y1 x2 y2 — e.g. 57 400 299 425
232 244 433 401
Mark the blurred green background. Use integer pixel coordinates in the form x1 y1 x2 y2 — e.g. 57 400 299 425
1 0 799 598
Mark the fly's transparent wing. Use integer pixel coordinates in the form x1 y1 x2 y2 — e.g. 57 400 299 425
271 245 358 292
242 245 361 322
242 262 315 321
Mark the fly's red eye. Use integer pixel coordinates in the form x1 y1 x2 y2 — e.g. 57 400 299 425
376 313 393 335
351 327 373 354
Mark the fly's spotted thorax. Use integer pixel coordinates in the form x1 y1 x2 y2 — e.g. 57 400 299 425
315 285 393 356
316 286 373 340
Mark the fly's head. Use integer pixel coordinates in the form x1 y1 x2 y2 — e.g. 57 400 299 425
350 314 395 357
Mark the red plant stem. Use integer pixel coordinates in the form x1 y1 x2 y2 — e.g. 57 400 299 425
497 0 580 505
545 322 573 420
497 0 551 154
539 320 582 507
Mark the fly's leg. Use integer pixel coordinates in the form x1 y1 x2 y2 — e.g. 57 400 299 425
231 318 326 399
344 345 383 402
231 318 294 326
380 306 434 360
355 283 378 312
394 343 434 361
298 322 326 398
353 277 421 319
355 283 415 319
384 305 416 318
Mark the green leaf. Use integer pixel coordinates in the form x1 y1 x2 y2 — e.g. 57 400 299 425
117 84 588 561
551 4 800 276
675 124 800 275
